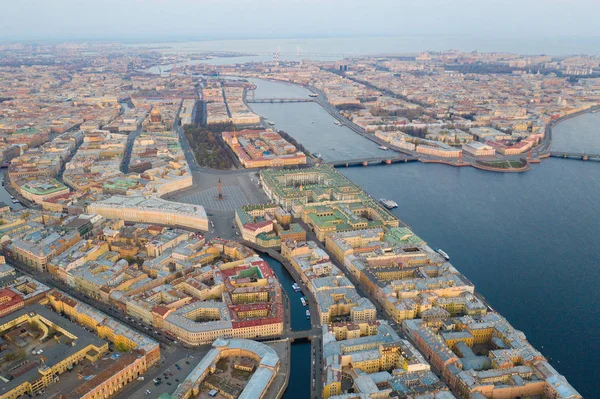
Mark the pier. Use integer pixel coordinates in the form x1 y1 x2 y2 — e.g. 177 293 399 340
549 152 600 161
326 155 418 167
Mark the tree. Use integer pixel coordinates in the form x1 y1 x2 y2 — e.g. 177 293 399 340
20 210 31 221
184 124 238 169
401 127 428 139
115 341 130 352
335 104 365 111
29 320 42 332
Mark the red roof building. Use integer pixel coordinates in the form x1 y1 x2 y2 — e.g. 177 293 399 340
0 288 24 318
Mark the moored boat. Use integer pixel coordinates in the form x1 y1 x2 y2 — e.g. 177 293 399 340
435 248 450 260
379 198 397 209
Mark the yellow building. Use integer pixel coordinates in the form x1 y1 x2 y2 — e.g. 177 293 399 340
48 291 161 367
0 305 109 399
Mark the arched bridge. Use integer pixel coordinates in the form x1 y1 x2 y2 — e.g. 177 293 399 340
247 98 315 104
252 328 321 343
283 327 322 342
326 155 418 167
549 152 600 161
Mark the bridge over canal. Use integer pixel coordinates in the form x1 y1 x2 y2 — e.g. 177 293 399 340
253 327 322 343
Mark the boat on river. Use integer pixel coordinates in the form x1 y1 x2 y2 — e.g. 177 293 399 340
379 198 397 209
435 248 450 260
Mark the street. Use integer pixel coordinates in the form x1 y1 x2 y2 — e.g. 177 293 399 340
113 347 212 399
9 259 173 346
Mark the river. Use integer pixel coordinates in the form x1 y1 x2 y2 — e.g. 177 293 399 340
251 78 600 397
552 111 600 154
248 78 390 162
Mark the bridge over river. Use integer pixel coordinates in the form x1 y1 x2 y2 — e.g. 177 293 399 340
325 155 418 167
549 152 600 161
247 98 315 104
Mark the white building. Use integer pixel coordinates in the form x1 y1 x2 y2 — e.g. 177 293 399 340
87 196 208 231
462 141 496 157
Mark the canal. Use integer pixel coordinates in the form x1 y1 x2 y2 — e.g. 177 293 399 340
262 254 311 332
286 342 311 399
0 172 23 211
261 254 312 399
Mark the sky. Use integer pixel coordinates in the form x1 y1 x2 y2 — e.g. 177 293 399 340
1 0 599 42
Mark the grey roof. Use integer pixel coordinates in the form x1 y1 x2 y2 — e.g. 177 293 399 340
238 366 275 399
173 339 280 399
0 304 107 393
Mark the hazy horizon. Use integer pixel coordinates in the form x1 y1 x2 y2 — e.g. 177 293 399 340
2 0 600 42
